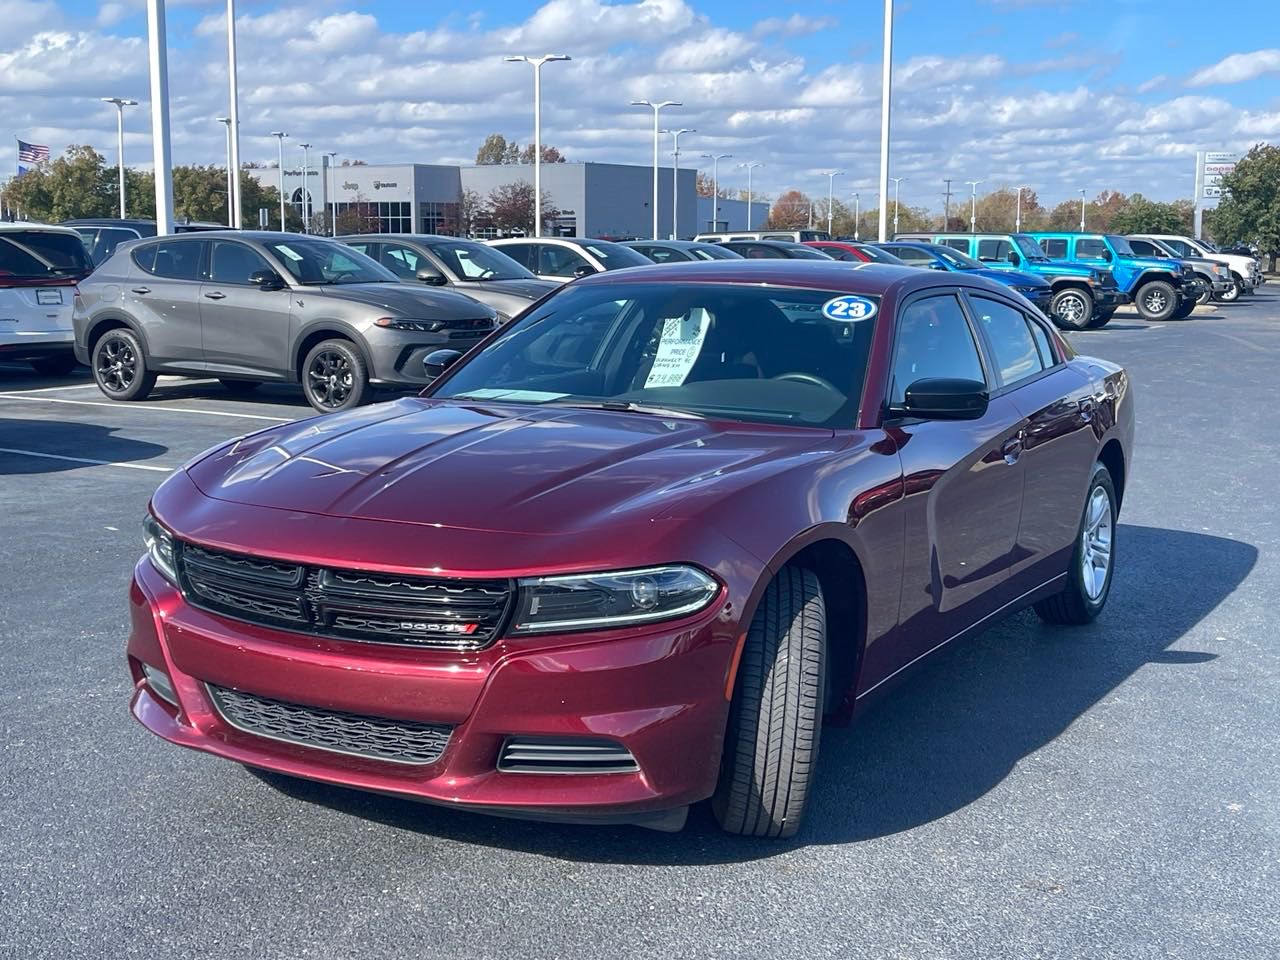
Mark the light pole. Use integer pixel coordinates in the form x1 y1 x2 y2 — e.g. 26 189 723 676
851 192 860 240
664 128 695 239
1078 188 1087 231
890 176 907 235
270 131 287 230
145 0 173 235
325 151 337 235
739 162 762 229
1015 185 1025 232
965 179 982 233
225 0 242 227
216 117 234 226
877 0 894 241
505 54 572 237
700 153 732 231
631 99 681 240
824 170 843 236
101 98 137 218
300 143 312 233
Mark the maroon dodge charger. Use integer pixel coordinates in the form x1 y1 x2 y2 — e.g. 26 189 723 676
129 260 1132 838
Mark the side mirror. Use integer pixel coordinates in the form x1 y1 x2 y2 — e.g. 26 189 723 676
1102 248 1113 261
1007 251 1021 265
928 262 948 270
416 268 448 286
248 269 285 291
572 264 598 278
890 378 988 421
423 348 463 380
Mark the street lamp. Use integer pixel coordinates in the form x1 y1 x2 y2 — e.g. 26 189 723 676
505 54 572 237
824 170 843 236
270 132 287 230
216 118 234 226
224 0 242 227
965 179 982 233
325 151 337 235
299 143 312 233
739 162 762 230
700 153 732 231
1015 185 1025 232
1078 188 1087 231
851 191 861 240
101 97 137 219
890 176 907 235
631 99 681 240
877 0 894 241
145 0 173 235
664 128 695 239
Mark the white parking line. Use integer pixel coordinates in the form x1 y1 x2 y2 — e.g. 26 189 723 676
0 447 173 473
0 394 293 422
2 383 106 394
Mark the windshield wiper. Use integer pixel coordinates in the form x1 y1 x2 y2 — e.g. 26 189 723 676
551 399 705 419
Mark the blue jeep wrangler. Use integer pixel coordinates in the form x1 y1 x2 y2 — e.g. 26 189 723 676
1028 233 1202 322
893 232 1127 330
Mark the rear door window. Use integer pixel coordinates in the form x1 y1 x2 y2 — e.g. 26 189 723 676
941 238 971 254
1041 238 1069 259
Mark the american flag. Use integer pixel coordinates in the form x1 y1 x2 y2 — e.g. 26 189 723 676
17 139 49 168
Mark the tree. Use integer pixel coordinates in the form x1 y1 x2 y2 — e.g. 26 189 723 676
967 186 1046 232
695 171 732 199
1 145 116 221
335 200 381 235
457 188 484 236
1086 190 1129 232
1205 144 1280 268
486 181 559 235
475 134 566 166
766 190 814 229
1106 194 1192 236
1047 199 1084 230
518 143 565 164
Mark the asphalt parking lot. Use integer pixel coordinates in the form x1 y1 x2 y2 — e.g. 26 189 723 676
1 290 1277 960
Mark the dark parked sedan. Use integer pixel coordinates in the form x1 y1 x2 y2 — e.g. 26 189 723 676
337 234 557 322
719 239 835 260
621 240 744 263
73 231 497 412
128 261 1132 838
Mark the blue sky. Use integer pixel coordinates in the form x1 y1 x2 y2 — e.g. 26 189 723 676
3 0 1278 210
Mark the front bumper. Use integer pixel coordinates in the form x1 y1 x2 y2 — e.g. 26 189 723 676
126 558 735 829
1179 277 1208 301
1209 278 1234 295
364 327 491 388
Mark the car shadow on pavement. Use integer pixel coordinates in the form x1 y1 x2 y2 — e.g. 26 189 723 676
252 524 1256 865
0 418 169 474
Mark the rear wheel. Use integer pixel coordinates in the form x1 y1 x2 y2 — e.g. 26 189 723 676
1135 281 1178 321
713 566 826 839
1049 287 1093 330
92 328 156 401
301 339 370 413
219 378 262 394
29 354 77 376
1034 462 1117 625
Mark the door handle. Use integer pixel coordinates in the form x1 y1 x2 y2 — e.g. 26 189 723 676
204 291 226 300
131 286 151 295
1001 435 1023 465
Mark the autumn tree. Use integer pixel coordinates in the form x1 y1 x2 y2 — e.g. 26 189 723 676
695 171 732 199
486 181 559 235
476 134 566 165
1047 198 1085 230
766 190 814 229
1106 194 1193 236
966 187 1046 232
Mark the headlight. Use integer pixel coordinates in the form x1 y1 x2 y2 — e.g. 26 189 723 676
143 514 178 583
374 317 446 332
511 565 719 634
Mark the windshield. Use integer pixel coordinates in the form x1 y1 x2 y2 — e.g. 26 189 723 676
691 244 740 260
0 230 93 283
929 245 983 270
433 282 877 428
1107 236 1136 257
264 238 396 285
1014 235 1049 260
423 240 534 281
576 241 651 269
785 245 834 260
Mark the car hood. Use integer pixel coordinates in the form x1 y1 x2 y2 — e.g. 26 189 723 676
185 398 836 536
303 282 496 319
1127 256 1176 272
458 278 558 300
1033 259 1102 278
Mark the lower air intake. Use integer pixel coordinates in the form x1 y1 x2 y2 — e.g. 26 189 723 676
207 684 452 765
497 737 639 775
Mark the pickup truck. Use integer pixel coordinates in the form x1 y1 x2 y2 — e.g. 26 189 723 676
1029 233 1201 321
1125 236 1234 305
1128 234 1263 302
892 232 1127 330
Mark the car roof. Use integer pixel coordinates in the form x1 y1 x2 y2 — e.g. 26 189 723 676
0 222 83 236
722 238 813 248
337 233 479 243
621 239 708 249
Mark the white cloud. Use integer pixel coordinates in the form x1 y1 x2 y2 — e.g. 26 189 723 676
657 28 754 72
751 14 837 39
1187 48 1280 86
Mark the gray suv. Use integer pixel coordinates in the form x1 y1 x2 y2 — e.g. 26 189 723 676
337 234 556 322
73 231 497 412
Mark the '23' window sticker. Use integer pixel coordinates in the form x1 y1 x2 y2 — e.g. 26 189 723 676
821 295 878 322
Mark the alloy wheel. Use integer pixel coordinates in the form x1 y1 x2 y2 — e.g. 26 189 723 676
306 350 354 409
1057 293 1086 325
97 337 137 393
1143 289 1168 315
1080 487 1113 601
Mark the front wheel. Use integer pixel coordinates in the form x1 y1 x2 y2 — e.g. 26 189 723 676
1034 462 1117 625
301 339 370 413
29 354 78 376
1087 308 1115 329
1049 288 1094 330
1135 281 1178 321
713 566 826 839
1194 280 1214 306
1216 279 1242 303
92 328 156 401
1169 299 1196 320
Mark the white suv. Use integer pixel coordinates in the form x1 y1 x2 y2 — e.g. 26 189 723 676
0 223 93 375
1131 234 1263 302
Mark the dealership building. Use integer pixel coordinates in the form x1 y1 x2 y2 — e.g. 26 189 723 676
248 160 762 238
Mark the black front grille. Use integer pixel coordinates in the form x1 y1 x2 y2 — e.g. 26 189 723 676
178 542 513 649
207 684 452 764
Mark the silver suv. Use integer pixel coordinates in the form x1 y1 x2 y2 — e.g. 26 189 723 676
73 231 497 412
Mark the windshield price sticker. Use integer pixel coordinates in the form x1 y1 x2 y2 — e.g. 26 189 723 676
644 307 711 388
821 295 877 322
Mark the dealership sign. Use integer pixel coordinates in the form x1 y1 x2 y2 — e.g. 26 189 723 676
1198 151 1238 200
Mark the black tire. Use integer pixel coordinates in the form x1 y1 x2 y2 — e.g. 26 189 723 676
1215 278 1242 303
713 566 826 839
29 354 77 376
91 328 156 401
1134 280 1178 321
1049 287 1093 330
219 378 262 394
1034 462 1117 626
1194 278 1214 306
1086 308 1115 329
1169 299 1196 320
301 339 370 413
